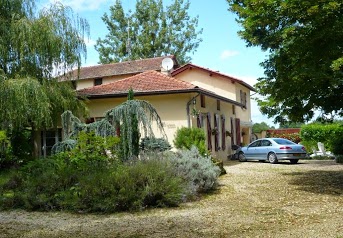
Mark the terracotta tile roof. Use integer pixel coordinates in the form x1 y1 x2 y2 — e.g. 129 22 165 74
171 63 256 91
66 56 178 81
77 70 197 96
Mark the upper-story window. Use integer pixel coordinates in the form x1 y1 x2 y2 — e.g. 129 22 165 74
217 100 220 111
94 78 103 86
240 90 247 108
201 94 206 108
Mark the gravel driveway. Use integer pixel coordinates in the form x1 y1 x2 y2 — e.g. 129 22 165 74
0 160 342 238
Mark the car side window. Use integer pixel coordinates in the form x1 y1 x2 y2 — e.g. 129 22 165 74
261 140 272 147
250 141 261 147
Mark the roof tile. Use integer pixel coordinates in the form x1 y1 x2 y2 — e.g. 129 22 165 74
69 56 178 80
77 70 196 96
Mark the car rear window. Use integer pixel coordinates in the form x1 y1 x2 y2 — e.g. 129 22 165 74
273 139 295 145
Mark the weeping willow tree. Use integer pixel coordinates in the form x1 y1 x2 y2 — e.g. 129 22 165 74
56 91 167 161
0 0 89 157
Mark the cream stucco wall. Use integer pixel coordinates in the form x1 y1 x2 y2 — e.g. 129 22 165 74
85 92 249 161
76 74 135 90
174 69 237 100
85 94 192 148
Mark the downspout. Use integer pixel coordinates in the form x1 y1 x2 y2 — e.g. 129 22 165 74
186 93 200 128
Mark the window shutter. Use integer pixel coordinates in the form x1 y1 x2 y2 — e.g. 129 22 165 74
207 112 212 151
221 115 226 151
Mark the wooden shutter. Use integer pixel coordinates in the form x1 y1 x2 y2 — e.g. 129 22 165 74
214 114 220 151
221 115 226 151
235 118 241 146
207 112 212 151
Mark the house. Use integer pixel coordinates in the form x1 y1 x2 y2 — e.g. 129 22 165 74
42 56 254 160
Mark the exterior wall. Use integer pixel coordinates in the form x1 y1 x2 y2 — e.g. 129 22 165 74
174 68 253 147
173 69 237 100
85 94 192 147
76 74 135 90
85 92 247 161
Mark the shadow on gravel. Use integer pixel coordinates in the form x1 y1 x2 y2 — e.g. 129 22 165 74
284 170 343 196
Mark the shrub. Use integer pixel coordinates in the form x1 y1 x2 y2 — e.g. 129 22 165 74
300 123 343 153
140 137 171 152
1 153 186 212
168 146 221 196
173 127 208 156
335 155 343 163
0 131 13 168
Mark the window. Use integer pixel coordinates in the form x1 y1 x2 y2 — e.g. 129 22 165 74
232 105 235 115
94 78 103 86
249 140 261 147
240 90 247 108
41 129 62 157
71 81 77 89
261 140 272 146
201 94 206 108
217 100 220 111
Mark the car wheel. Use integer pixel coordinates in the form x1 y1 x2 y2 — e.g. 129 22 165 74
238 152 246 162
268 152 278 164
290 159 299 164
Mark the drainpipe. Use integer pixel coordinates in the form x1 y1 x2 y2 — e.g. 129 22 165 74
186 93 200 128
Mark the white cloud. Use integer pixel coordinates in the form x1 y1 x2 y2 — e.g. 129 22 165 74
220 50 239 60
49 0 110 11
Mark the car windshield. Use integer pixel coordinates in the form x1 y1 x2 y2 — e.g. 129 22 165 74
273 138 295 145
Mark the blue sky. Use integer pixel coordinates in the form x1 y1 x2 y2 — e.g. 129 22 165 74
40 0 276 126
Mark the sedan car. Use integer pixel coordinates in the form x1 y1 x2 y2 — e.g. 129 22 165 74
237 138 307 164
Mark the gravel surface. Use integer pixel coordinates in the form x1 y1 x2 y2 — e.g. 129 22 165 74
0 160 342 238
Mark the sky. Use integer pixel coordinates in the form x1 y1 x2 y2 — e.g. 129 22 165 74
39 0 276 126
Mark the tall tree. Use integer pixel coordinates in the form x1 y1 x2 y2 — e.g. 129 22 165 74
228 0 343 123
95 0 202 65
0 0 89 156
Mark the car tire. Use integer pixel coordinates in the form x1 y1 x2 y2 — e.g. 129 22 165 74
238 152 246 162
290 159 299 164
268 152 278 164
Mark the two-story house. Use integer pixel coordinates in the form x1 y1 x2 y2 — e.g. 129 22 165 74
44 56 254 160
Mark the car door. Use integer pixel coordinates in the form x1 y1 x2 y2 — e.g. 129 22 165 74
255 139 272 159
244 140 261 159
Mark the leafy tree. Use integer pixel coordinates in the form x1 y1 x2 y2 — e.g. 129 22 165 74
0 0 89 156
57 92 167 161
252 122 271 133
95 0 202 64
228 0 343 123
279 122 304 129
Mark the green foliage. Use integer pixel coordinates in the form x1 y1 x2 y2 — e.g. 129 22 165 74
228 0 343 123
335 155 343 163
1 154 186 213
252 122 271 133
174 127 207 156
168 146 221 195
0 0 89 156
120 89 140 159
105 98 166 161
0 131 13 168
0 0 89 79
300 123 343 154
140 137 171 152
95 0 202 65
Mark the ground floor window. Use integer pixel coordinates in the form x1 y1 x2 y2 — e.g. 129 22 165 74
41 129 62 157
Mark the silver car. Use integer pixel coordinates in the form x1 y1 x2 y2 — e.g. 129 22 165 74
237 138 307 164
